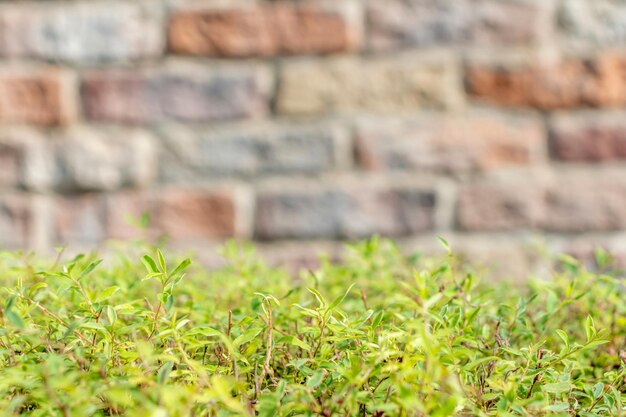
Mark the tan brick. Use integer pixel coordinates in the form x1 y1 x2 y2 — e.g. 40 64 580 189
466 54 626 109
168 3 360 57
51 128 157 191
277 54 461 115
0 69 74 126
356 113 546 174
550 112 626 162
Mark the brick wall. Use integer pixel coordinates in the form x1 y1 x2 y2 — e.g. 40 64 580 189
1 0 625 275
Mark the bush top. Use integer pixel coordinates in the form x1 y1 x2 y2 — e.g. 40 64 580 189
0 238 624 416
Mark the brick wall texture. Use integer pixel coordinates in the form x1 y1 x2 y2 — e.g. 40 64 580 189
2 0 626 275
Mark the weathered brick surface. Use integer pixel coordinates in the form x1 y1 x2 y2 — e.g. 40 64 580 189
51 128 156 191
82 65 272 124
277 54 462 115
367 0 545 51
458 172 626 232
0 130 49 190
0 2 163 64
457 180 546 231
356 113 546 174
0 194 31 248
550 112 626 161
543 179 626 232
558 0 626 45
54 194 107 245
169 3 360 57
1 0 626 275
159 123 348 180
466 55 626 109
0 70 75 126
255 186 436 240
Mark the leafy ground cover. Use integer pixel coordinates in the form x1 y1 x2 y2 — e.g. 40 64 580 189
0 238 624 416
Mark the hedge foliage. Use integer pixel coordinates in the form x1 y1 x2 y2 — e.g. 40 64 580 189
0 238 624 416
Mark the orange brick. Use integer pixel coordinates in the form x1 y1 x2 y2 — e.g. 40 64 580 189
168 4 359 57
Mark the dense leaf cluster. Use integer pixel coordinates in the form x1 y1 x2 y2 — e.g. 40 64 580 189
0 238 624 416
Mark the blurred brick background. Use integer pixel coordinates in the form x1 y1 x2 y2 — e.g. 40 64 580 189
2 0 626 275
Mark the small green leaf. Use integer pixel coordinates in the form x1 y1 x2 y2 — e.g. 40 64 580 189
169 258 191 279
157 362 174 384
307 370 324 389
593 382 604 399
585 315 596 342
106 306 117 325
141 255 159 274
556 329 569 348
157 249 167 274
79 259 103 280
95 286 120 303
164 294 174 311
5 309 24 329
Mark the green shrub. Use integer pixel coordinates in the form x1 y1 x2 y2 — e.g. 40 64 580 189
0 238 624 416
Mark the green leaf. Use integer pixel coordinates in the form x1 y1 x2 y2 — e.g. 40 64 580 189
542 382 570 394
169 258 191 279
328 283 355 311
157 249 167 274
307 288 326 309
5 309 24 328
95 286 120 303
437 236 451 254
164 294 174 311
307 370 324 389
106 306 117 326
278 336 312 352
585 315 596 342
141 255 159 274
78 259 103 280
556 329 569 348
157 362 174 384
593 382 604 400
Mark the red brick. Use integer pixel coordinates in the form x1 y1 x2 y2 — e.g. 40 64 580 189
107 190 239 241
154 190 237 240
106 192 153 240
168 4 358 57
550 113 626 161
457 181 546 231
0 194 30 248
466 55 626 109
82 67 271 124
0 70 74 126
356 114 546 174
